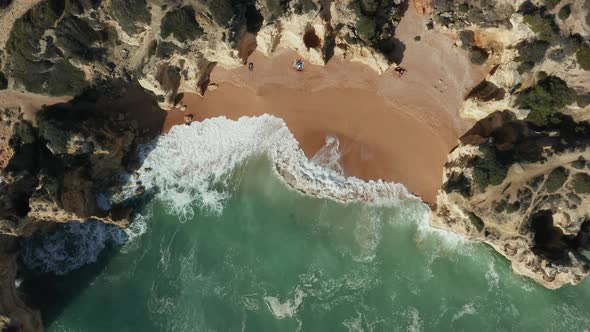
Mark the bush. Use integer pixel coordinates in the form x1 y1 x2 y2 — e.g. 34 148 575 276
545 166 569 192
110 0 151 35
208 0 234 27
517 61 535 74
459 30 475 48
458 3 469 13
573 173 590 194
161 6 203 43
558 4 571 20
266 0 287 19
516 39 550 64
472 147 508 190
55 15 102 61
523 13 559 42
6 1 86 95
516 76 575 127
576 43 590 71
572 157 586 169
356 15 376 40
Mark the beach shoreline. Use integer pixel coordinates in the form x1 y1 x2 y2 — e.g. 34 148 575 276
160 8 485 204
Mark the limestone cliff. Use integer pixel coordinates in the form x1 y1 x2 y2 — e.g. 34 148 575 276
0 81 165 331
0 0 408 108
433 111 590 288
427 0 590 288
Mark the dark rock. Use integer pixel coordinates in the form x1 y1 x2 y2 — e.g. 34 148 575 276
466 80 506 101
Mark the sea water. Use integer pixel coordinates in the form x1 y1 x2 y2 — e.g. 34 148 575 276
18 116 590 331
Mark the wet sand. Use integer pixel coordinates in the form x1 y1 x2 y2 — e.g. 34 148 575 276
163 7 485 203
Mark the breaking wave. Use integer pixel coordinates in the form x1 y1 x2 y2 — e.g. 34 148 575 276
21 220 127 275
127 115 416 221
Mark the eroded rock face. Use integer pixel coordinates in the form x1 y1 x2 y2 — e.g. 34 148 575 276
0 81 165 237
0 235 43 332
433 111 590 288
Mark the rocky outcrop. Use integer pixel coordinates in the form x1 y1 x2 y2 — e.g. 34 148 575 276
428 1 590 288
0 81 164 331
0 235 43 332
433 111 590 288
0 81 164 237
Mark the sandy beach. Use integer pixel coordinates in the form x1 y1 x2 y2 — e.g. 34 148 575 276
162 7 486 203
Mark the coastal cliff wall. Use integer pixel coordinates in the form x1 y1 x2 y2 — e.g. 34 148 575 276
0 0 409 108
1 0 590 329
430 0 590 288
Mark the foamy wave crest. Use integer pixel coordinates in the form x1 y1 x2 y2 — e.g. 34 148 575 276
21 220 127 275
132 115 415 220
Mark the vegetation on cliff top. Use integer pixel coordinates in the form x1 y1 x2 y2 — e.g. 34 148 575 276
576 43 590 71
6 1 87 95
516 76 575 127
110 0 151 35
472 146 508 190
524 13 559 42
558 4 571 21
161 6 204 43
55 15 103 62
545 167 569 192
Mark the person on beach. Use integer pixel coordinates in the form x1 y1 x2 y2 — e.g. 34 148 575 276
248 62 254 71
293 59 304 71
394 66 407 77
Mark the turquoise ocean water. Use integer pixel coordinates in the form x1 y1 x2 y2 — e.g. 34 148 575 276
17 117 590 331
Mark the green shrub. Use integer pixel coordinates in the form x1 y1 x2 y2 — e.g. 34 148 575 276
55 15 102 61
468 212 485 232
472 147 508 190
459 30 475 48
576 43 590 71
517 61 535 74
516 39 550 64
545 166 569 192
572 157 586 169
443 172 472 197
558 4 571 20
523 13 559 42
6 1 86 95
110 0 151 35
161 6 203 43
208 0 234 27
356 15 376 40
458 3 469 13
516 76 575 127
572 173 590 194
266 0 287 19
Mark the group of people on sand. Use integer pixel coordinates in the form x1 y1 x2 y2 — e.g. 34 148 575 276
247 58 407 77
247 59 306 72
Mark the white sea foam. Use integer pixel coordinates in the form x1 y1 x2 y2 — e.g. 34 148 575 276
129 115 415 221
311 135 344 175
21 220 127 275
120 209 150 253
451 302 477 322
264 288 305 319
